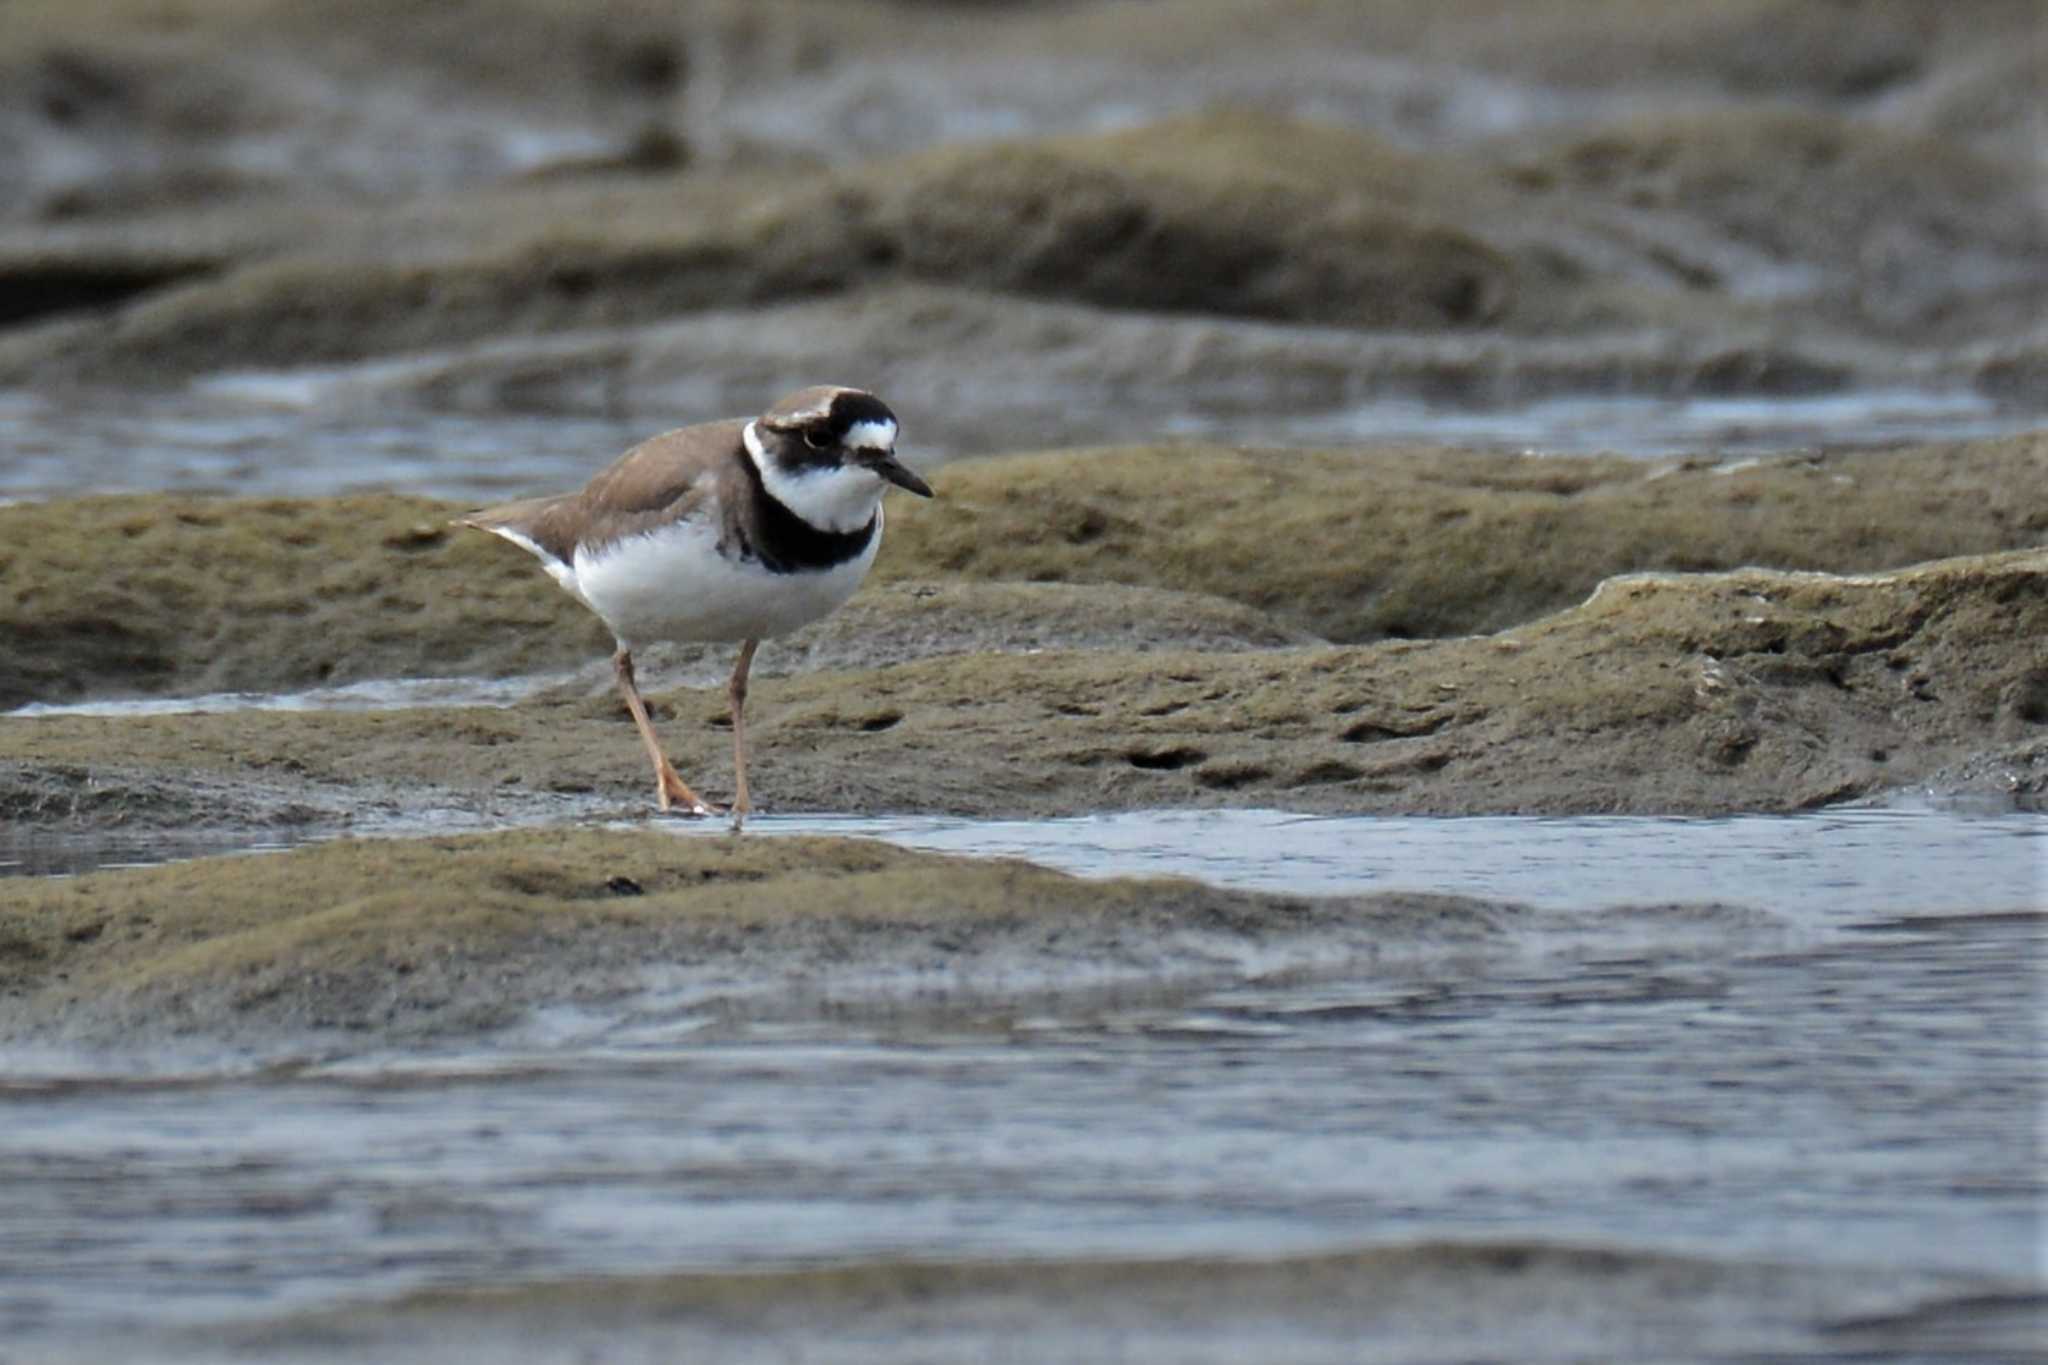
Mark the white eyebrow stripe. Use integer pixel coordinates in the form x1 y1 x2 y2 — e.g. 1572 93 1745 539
842 418 897 451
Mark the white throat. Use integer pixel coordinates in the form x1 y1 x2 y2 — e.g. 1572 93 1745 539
743 419 888 534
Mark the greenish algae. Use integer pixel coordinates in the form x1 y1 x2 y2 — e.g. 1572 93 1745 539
4 549 2043 822
0 826 1421 1046
4 435 2042 708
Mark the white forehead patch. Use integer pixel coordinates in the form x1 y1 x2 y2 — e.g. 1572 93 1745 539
842 418 897 452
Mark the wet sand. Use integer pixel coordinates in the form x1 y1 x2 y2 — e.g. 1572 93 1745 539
0 826 1492 1050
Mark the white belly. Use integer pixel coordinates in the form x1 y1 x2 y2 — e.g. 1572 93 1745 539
568 514 880 647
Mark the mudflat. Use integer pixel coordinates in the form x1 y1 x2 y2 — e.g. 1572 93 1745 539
4 435 2044 829
5 434 2042 704
4 5 2044 1359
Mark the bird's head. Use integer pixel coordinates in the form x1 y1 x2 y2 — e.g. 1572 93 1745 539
746 386 931 532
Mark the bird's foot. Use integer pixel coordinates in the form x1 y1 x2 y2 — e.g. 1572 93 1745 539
660 798 722 819
655 765 719 817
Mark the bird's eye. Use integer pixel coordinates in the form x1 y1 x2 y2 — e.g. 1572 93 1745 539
802 429 830 452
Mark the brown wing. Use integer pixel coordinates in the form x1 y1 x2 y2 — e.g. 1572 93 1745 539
578 419 747 515
456 418 749 565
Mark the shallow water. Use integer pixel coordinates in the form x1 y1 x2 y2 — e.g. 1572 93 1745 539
4 357 2043 1356
762 806 2048 914
3 385 2037 502
2 808 2041 1355
6 18 2044 1354
3 673 569 722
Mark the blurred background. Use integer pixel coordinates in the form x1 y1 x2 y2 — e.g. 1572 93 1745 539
4 8 2045 1358
1 0 2044 498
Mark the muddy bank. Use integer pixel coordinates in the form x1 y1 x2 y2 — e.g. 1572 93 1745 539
881 433 2048 643
0 492 600 710
0 112 1522 385
125 1241 2031 1365
1 0 2040 444
5 548 2043 823
727 549 2048 817
1491 107 2048 341
1 105 2040 391
8 1 2039 222
4 434 2042 708
0 826 1496 1050
0 503 1311 708
191 283 2010 457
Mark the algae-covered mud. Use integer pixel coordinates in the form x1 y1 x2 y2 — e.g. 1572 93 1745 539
1 0 2043 452
4 431 2044 697
59 1246 2043 1365
5 528 2045 824
0 826 1464 1049
5 813 2042 1362
4 3 2045 1360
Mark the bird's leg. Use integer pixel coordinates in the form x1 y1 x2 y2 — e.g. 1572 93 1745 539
613 647 714 816
727 638 760 831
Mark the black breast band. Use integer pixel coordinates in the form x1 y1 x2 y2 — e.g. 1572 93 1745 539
734 455 878 574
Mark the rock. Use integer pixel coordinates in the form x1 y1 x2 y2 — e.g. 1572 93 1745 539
0 0 2038 392
0 111 1523 384
0 760 347 831
880 434 2048 643
595 580 1321 696
756 547 2048 817
3 434 2042 707
0 827 1483 1048
170 1241 2025 1365
829 112 1517 328
1873 26 2048 167
1492 108 2048 337
1422 0 2006 98
3 549 2042 820
200 284 1937 459
0 493 605 709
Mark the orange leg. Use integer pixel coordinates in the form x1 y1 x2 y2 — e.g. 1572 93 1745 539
727 639 760 831
613 648 714 816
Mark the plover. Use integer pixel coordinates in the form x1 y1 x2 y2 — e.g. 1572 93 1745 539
457 386 931 828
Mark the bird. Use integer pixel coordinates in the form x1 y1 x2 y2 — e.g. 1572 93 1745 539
456 386 931 829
